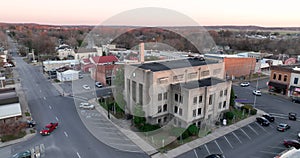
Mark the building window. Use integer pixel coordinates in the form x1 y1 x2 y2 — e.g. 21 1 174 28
179 108 183 116
219 102 222 109
295 78 299 84
197 121 201 127
284 75 287 82
163 104 167 112
158 105 162 113
199 95 203 103
158 118 161 124
174 106 178 113
223 101 226 108
158 93 162 101
188 72 197 79
193 97 197 104
273 73 276 80
175 94 179 102
209 95 213 105
132 81 136 102
179 95 183 103
201 70 210 77
224 89 228 96
163 117 167 123
139 84 143 105
193 110 196 117
197 108 201 115
173 74 184 81
163 92 168 100
220 90 223 97
278 74 282 81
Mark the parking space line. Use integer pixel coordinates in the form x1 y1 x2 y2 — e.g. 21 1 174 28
76 152 81 158
214 140 223 153
204 144 211 155
64 131 69 138
269 124 274 129
232 132 242 144
267 146 286 150
248 125 259 135
254 122 267 132
49 105 52 109
223 136 234 149
240 128 251 140
43 97 46 100
259 150 278 155
193 149 199 158
55 117 59 121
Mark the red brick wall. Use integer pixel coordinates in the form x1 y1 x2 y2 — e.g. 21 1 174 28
224 58 256 78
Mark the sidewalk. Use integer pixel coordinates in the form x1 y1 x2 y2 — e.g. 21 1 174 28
152 109 265 158
0 133 36 148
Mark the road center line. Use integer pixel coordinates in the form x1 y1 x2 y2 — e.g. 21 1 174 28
240 128 251 140
76 152 81 158
232 132 242 144
193 149 199 158
248 125 259 135
224 136 234 149
214 140 223 153
204 144 210 155
64 131 68 138
43 97 46 100
49 105 52 109
55 117 59 121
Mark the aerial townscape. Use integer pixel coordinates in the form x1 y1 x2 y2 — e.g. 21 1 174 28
0 1 300 158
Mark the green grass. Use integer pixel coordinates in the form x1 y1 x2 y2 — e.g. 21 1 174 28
0 131 26 142
25 112 31 116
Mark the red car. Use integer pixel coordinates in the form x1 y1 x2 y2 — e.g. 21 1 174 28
40 122 58 136
283 139 300 149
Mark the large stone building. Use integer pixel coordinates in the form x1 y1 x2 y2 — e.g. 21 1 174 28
124 57 232 128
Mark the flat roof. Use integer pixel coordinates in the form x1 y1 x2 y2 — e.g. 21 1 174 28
132 58 218 72
0 103 22 120
172 77 225 89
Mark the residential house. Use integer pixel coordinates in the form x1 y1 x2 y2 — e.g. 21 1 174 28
124 57 232 128
74 47 100 60
56 44 75 60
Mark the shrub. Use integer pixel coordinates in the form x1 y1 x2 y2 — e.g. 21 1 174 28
25 112 30 116
250 109 257 115
225 111 234 120
241 105 253 113
177 129 189 140
139 124 160 132
187 125 199 136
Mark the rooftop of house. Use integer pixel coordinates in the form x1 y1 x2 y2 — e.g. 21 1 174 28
133 57 219 72
77 48 97 53
172 77 226 89
91 56 119 64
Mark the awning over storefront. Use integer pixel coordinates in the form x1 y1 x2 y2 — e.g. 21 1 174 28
290 86 300 92
268 81 288 89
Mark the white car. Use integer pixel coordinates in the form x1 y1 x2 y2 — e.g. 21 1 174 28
240 82 250 87
79 102 95 110
253 90 262 96
82 85 90 90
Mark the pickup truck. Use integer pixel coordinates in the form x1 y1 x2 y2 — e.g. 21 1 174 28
40 122 58 136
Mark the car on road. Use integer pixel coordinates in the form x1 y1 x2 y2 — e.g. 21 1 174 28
205 154 225 158
256 117 270 126
95 82 103 88
79 102 95 110
283 139 300 149
262 114 275 122
277 123 290 132
40 122 58 136
11 150 31 158
240 82 250 87
252 90 262 96
82 85 90 90
289 112 297 121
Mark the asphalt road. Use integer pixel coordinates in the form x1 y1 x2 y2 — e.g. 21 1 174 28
5 48 148 157
178 79 300 158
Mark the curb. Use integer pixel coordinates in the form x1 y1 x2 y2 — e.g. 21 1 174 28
0 133 36 148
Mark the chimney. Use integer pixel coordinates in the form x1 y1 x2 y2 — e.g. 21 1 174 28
139 42 145 63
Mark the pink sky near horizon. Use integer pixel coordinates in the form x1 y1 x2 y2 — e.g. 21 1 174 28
1 0 300 27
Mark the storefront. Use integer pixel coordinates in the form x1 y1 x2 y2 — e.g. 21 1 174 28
268 81 288 95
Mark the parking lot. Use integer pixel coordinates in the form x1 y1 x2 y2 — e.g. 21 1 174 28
178 114 300 158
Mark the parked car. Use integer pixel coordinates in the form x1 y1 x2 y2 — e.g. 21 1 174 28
277 123 290 132
40 122 58 136
11 150 31 158
256 117 270 126
289 112 297 121
240 82 250 87
253 90 262 96
298 132 300 139
79 102 95 110
205 154 225 158
82 85 90 90
262 114 275 122
95 82 103 88
283 139 300 149
26 120 36 128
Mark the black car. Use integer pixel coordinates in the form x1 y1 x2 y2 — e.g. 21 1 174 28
289 112 297 121
256 117 270 126
262 114 275 122
205 154 225 158
26 120 36 128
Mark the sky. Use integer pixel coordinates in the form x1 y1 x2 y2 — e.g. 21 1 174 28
0 0 299 27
